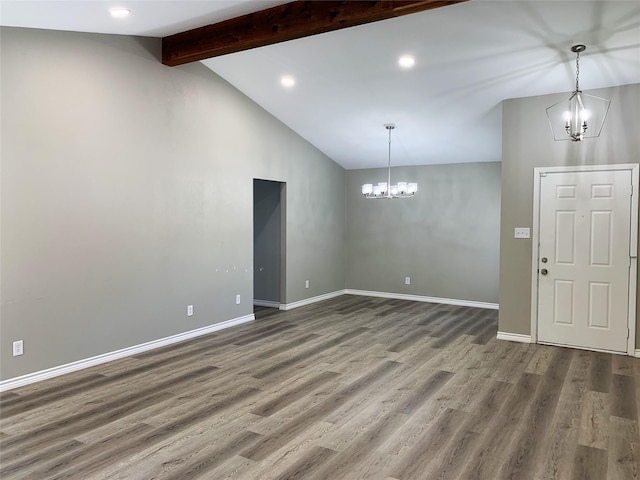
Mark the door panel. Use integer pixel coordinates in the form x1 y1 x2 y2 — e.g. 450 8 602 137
588 282 610 328
590 211 611 265
537 170 631 352
553 280 574 324
555 211 575 263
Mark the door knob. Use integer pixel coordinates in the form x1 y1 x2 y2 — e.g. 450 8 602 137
541 257 548 263
540 268 548 275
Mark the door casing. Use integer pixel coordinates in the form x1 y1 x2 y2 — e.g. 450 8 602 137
530 163 639 355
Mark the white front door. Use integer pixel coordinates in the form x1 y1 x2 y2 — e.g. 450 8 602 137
536 168 633 353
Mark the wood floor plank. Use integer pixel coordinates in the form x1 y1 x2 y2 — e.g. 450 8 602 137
253 332 321 359
0 373 108 416
1 296 639 480
394 370 454 415
472 321 498 345
572 445 608 480
386 326 431 353
491 342 536 384
464 380 513 433
9 423 154 480
156 430 263 480
524 345 556 375
426 428 479 480
610 373 638 420
578 391 610 450
270 446 337 480
612 354 636 376
444 366 493 413
536 348 590 480
241 360 401 462
327 342 398 378
56 388 262 480
0 438 85 477
1 389 175 455
389 408 468 479
607 416 640 480
251 370 340 417
240 421 337 480
1 364 218 445
436 336 482 373
498 348 574 480
589 352 612 393
456 371 545 480
251 327 369 379
415 305 451 326
105 412 266 480
0 391 20 403
311 412 408 480
500 372 544 421
204 454 255 480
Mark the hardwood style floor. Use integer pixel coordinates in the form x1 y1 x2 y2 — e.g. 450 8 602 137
1 295 639 479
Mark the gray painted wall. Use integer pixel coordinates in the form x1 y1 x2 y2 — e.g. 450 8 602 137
346 162 501 303
499 84 640 346
253 180 282 303
0 27 346 380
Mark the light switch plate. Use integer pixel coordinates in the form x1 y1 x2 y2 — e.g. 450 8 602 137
514 227 530 239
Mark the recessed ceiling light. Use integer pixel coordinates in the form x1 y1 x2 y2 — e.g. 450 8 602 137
398 55 415 69
110 8 131 19
280 76 295 88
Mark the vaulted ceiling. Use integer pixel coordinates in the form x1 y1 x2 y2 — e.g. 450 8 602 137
2 1 639 169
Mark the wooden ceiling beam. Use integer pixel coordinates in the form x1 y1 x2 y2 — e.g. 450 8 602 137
162 0 468 66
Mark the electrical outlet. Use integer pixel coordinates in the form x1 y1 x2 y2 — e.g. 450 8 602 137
405 277 411 285
305 280 310 289
13 340 23 357
236 294 241 305
187 305 193 316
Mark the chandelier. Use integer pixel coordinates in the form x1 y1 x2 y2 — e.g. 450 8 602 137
545 45 610 142
361 124 417 199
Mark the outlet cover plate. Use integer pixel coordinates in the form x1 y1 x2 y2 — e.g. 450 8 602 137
187 305 193 316
13 340 23 356
236 294 241 305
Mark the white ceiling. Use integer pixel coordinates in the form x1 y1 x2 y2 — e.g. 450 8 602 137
0 1 290 37
2 1 639 169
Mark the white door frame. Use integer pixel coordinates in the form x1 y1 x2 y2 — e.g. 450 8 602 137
530 163 639 356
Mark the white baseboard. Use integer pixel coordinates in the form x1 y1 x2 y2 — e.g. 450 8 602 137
345 289 499 310
497 331 532 343
0 314 255 393
635 349 640 358
253 300 281 308
279 290 347 311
